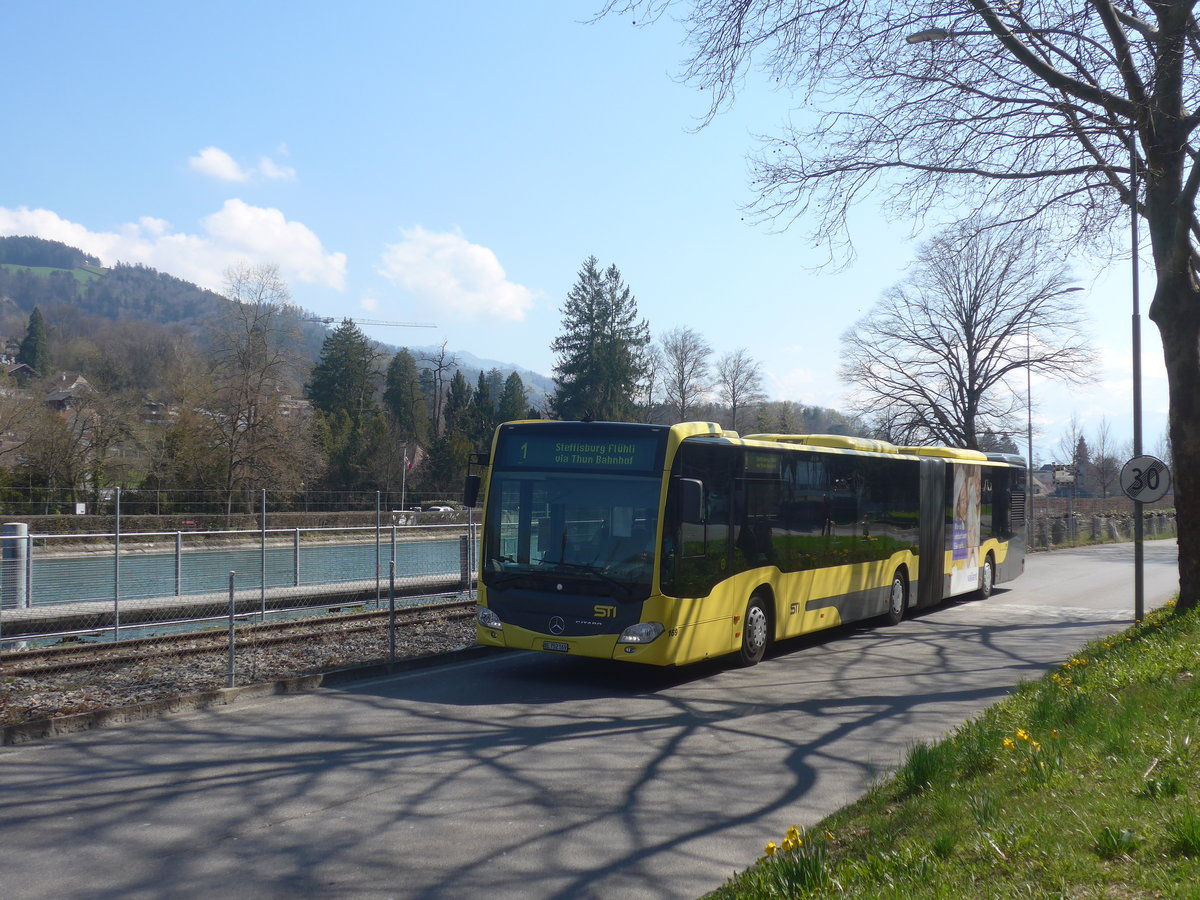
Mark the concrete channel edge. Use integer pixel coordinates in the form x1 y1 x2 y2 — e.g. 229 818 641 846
2 644 502 746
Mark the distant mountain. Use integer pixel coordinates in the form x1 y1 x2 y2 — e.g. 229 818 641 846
407 345 553 402
0 236 550 403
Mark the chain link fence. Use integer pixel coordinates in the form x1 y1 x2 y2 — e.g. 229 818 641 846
0 498 480 728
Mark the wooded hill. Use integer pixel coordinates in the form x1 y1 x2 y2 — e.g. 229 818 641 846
0 235 551 397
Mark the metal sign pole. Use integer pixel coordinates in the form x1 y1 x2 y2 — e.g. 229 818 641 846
1131 138 1145 622
1121 455 1171 622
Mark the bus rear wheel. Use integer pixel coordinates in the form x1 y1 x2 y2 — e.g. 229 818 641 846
738 595 770 666
884 570 907 626
978 554 995 599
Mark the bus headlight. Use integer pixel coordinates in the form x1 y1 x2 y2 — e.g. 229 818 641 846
476 606 503 630
617 622 664 644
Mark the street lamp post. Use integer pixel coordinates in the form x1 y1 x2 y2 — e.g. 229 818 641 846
1027 325 1034 548
907 25 1146 620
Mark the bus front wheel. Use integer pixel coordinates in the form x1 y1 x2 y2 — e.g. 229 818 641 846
738 595 770 666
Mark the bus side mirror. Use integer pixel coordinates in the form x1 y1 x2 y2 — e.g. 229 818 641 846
464 474 482 508
677 478 704 523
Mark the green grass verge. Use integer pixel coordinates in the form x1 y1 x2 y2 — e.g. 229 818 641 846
709 599 1200 899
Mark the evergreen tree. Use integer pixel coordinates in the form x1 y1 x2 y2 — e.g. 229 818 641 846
306 319 380 425
550 257 650 421
306 319 389 491
382 349 429 445
18 306 50 377
442 370 472 438
1074 435 1091 496
423 370 473 495
469 370 496 449
497 372 528 424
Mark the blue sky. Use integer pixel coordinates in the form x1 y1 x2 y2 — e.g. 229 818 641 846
0 1 1168 465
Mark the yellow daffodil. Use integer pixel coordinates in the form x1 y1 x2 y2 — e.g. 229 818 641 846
763 841 778 857
1003 737 1016 750
1016 728 1031 742
1050 729 1060 740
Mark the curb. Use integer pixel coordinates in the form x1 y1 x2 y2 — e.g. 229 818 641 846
2 644 501 747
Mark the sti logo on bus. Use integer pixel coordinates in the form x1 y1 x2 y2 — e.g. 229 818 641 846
594 604 617 618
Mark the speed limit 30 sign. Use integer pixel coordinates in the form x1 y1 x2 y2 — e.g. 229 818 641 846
1120 455 1172 503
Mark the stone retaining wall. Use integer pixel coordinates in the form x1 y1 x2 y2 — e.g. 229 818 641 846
1030 511 1176 550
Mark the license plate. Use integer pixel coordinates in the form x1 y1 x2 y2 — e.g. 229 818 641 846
542 641 570 653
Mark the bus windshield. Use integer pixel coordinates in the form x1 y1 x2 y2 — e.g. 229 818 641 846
482 470 661 598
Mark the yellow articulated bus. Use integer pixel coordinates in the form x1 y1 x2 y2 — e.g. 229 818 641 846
466 420 1026 667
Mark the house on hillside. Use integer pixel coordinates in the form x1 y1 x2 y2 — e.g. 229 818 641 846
4 361 37 381
43 373 92 410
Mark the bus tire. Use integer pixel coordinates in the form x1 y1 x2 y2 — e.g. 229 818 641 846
738 594 770 666
978 554 995 599
884 569 908 626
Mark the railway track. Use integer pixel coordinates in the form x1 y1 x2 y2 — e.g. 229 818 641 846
3 598 475 677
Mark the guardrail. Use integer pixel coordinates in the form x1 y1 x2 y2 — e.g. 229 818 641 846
0 521 479 645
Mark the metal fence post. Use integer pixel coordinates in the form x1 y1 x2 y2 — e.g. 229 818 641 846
467 507 475 593
294 527 301 587
2 523 29 611
228 571 236 687
260 489 267 621
375 491 382 610
389 559 396 663
113 487 121 642
459 534 471 591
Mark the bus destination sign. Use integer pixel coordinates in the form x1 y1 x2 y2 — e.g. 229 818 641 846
498 434 661 472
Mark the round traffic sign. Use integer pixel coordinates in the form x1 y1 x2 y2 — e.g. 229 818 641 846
1120 455 1172 503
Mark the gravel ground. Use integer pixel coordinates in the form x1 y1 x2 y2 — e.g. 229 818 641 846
0 615 477 727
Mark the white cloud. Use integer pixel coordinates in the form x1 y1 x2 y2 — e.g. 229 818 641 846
188 147 248 182
188 146 297 183
378 226 535 322
0 203 346 291
257 156 297 181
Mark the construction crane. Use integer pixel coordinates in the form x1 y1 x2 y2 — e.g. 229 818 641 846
305 316 436 328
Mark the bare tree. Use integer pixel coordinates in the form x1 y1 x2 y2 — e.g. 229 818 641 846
1056 414 1086 469
1090 417 1121 499
841 221 1095 449
418 341 458 437
598 0 1200 608
208 262 309 513
635 343 664 422
659 326 712 422
715 348 767 432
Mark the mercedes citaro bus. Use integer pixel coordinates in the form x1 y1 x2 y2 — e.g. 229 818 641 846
466 420 1025 667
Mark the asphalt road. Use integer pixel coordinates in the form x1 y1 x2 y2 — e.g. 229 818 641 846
0 541 1180 900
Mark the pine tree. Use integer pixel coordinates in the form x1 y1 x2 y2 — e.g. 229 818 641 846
306 319 380 426
442 371 472 438
1074 435 1091 496
306 319 385 490
382 349 430 445
469 370 495 450
18 306 50 377
550 257 650 421
497 371 528 424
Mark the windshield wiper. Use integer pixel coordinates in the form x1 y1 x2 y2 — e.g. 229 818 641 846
535 559 634 598
487 558 633 598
